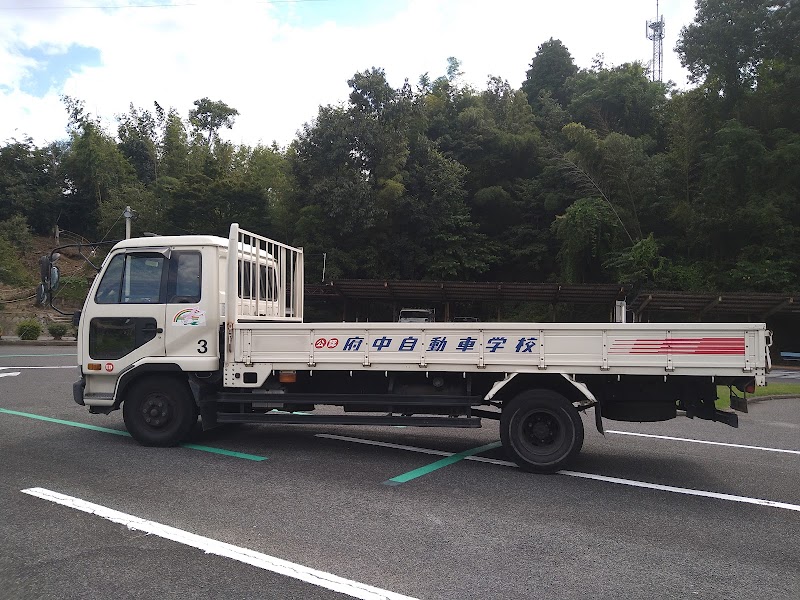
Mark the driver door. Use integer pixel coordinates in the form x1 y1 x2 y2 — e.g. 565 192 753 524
83 250 167 380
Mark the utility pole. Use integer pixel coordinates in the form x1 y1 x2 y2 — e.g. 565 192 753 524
123 206 133 239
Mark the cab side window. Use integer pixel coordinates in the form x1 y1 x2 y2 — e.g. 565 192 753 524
168 252 202 303
95 253 166 304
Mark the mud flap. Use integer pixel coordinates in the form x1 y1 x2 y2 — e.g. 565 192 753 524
729 390 749 413
594 402 604 435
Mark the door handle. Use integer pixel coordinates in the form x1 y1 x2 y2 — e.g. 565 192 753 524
142 325 164 334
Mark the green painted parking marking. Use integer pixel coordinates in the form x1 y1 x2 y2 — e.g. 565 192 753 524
0 408 266 461
179 443 267 461
383 441 503 486
0 408 130 436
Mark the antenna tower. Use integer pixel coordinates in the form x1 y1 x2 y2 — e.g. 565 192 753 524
646 0 665 82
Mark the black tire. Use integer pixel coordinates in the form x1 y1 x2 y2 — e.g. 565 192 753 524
122 376 197 447
500 389 584 473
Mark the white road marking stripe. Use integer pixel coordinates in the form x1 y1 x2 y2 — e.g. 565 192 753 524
21 487 418 600
606 430 800 455
316 434 515 467
0 365 76 370
318 435 800 512
559 471 800 512
0 372 20 378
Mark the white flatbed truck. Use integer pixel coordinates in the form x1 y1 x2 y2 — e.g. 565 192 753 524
71 224 772 472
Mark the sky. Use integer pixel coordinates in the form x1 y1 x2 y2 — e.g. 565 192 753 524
0 0 699 149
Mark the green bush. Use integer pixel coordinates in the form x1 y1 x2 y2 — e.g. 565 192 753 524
0 215 32 251
47 322 69 339
16 318 42 340
0 237 29 285
55 275 90 304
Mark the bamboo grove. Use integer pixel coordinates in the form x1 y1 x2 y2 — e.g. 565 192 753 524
1 1 797 295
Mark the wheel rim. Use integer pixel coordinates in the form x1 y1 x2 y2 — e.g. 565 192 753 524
514 408 568 458
140 393 173 429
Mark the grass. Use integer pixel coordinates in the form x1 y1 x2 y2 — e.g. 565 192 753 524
716 382 800 409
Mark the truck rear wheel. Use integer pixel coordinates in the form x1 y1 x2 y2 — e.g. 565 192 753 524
500 389 584 473
122 376 197 447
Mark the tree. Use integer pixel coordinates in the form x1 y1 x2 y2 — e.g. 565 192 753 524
522 39 578 108
566 62 668 139
0 139 65 235
117 103 158 185
159 108 190 179
552 197 623 283
188 98 239 147
61 97 137 237
676 1 780 105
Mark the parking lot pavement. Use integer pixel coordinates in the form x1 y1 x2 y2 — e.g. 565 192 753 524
1 347 799 600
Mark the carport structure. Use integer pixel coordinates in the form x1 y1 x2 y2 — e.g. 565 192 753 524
630 291 799 322
305 281 800 327
305 280 628 321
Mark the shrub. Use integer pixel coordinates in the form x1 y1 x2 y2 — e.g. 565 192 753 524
0 237 29 285
47 322 69 339
0 215 32 252
16 318 42 340
55 275 90 304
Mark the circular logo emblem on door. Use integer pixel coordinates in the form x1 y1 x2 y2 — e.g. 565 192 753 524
105 363 114 372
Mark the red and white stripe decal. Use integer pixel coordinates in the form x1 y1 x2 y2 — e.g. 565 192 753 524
609 337 745 355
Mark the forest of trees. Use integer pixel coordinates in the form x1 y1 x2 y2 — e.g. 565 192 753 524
1 0 798 295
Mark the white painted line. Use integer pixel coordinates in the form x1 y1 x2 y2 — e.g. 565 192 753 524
317 434 516 467
0 365 76 370
319 434 800 512
21 487 418 600
0 372 20 378
559 471 800 512
606 430 800 455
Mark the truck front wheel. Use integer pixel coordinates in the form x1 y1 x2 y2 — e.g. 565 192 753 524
122 376 197 447
500 389 584 473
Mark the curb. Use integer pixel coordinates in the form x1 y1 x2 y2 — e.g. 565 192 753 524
746 394 800 405
0 338 77 346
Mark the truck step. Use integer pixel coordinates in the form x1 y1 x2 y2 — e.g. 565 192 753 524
216 413 482 428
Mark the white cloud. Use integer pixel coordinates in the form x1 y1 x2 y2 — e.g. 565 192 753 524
0 0 698 148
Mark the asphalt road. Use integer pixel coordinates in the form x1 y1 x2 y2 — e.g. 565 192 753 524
1 346 798 600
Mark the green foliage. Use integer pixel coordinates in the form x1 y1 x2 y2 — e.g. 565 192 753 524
0 7 798 299
47 322 69 339
189 98 239 147
0 214 32 251
0 237 29 285
54 275 89 304
566 62 667 138
676 0 782 104
522 38 578 108
552 197 622 283
16 318 42 340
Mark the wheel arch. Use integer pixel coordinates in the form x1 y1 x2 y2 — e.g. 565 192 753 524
487 373 597 409
114 363 187 408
